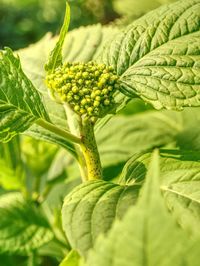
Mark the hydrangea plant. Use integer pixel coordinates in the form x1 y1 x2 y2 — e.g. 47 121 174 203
0 0 200 266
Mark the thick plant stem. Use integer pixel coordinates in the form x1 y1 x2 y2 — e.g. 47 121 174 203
80 119 102 181
64 104 88 181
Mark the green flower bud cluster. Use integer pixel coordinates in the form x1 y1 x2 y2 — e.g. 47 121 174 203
45 61 119 121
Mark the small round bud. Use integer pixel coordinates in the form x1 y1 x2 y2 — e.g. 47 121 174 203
82 88 89 95
67 95 73 102
72 86 78 93
85 80 92 86
82 72 89 78
114 83 120 90
62 85 69 93
91 92 96 99
74 95 80 100
86 98 91 103
78 79 83 85
95 96 101 101
102 88 108 95
87 107 93 113
90 116 97 123
80 108 86 114
99 78 106 85
94 100 100 107
81 99 87 106
75 72 82 79
104 99 110 105
95 71 100 77
95 90 101 96
74 105 80 112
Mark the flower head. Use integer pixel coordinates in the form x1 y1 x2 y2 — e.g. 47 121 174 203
45 61 119 121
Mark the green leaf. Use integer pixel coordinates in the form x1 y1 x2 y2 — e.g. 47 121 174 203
24 124 77 158
0 254 16 266
0 192 53 254
0 159 24 190
113 0 175 17
96 111 180 169
62 180 140 256
63 24 119 63
0 136 26 191
21 136 58 176
0 136 22 169
101 0 200 110
86 150 188 266
186 240 200 266
120 149 200 236
175 107 200 150
45 2 70 73
59 250 80 266
97 106 200 179
0 48 49 142
18 25 119 95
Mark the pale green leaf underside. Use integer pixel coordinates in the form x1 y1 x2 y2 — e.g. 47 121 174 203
0 193 53 254
0 48 49 142
100 0 200 110
62 180 140 256
97 107 200 170
96 111 180 167
120 149 200 236
86 151 193 266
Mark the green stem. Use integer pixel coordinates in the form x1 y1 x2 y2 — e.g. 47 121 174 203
64 104 88 181
36 119 81 144
28 251 37 266
80 119 102 181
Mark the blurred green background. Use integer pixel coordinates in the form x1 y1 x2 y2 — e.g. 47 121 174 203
0 0 176 50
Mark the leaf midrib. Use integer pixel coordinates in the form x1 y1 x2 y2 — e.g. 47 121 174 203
161 186 200 204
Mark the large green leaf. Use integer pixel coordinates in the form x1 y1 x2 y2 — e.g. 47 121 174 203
0 192 53 254
62 180 140 256
0 48 49 142
96 110 181 169
86 151 196 266
97 106 200 179
120 149 200 236
101 0 200 110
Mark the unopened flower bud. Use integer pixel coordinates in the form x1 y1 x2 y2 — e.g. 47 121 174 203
45 61 119 121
